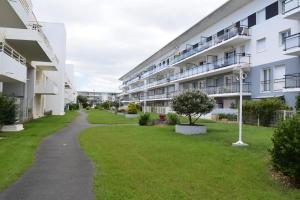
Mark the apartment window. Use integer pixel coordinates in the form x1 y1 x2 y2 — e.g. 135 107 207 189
261 68 271 92
257 9 266 24
266 2 279 20
279 29 291 46
248 13 256 28
256 38 266 53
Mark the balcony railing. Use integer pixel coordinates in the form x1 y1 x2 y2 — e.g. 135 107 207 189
28 22 54 53
0 42 26 65
19 0 32 14
260 80 271 92
285 73 300 89
282 0 300 14
172 26 250 64
284 33 300 51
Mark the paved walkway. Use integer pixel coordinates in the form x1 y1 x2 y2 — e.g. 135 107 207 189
0 111 95 200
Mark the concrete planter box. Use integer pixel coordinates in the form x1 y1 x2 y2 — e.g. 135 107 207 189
117 112 125 116
176 124 207 135
125 114 139 118
1 124 24 132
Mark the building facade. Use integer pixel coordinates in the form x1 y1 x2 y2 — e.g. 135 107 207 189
119 0 300 114
0 0 75 121
77 91 119 105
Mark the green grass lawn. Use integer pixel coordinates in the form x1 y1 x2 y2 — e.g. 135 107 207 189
87 109 139 124
0 111 79 191
79 122 300 200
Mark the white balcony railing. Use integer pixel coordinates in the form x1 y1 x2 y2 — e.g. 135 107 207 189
19 0 32 14
28 22 54 53
35 79 58 95
0 42 26 65
282 0 300 14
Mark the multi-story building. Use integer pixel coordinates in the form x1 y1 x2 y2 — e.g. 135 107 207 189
119 0 300 114
64 64 77 106
0 0 73 121
77 91 119 105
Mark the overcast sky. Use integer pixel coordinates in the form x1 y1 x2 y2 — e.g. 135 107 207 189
32 0 227 92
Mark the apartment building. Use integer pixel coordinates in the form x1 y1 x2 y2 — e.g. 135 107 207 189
64 64 77 106
119 0 300 114
0 0 74 121
77 91 119 105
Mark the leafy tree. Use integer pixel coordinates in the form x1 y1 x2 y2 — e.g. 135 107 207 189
77 95 88 108
0 96 17 126
101 101 112 110
128 103 138 114
296 94 300 112
172 91 215 125
270 115 300 185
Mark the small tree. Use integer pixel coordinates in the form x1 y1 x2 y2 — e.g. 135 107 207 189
0 96 17 126
77 95 88 108
270 114 300 185
101 101 112 110
128 103 138 114
172 91 215 125
296 93 300 112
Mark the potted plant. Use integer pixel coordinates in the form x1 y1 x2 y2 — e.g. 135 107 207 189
0 96 24 132
172 91 215 135
126 103 139 118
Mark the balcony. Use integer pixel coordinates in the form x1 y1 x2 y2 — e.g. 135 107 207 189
201 82 251 97
283 33 300 56
35 79 58 95
284 73 300 92
145 54 251 90
4 22 54 62
0 0 32 29
282 0 300 20
172 26 251 66
0 42 27 83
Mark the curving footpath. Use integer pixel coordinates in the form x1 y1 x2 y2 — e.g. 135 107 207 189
0 111 95 200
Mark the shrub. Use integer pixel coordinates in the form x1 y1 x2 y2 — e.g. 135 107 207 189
270 114 300 185
101 101 112 110
0 96 17 126
77 95 88 108
128 103 138 114
296 94 300 112
69 103 79 110
166 113 180 125
243 98 288 127
86 106 91 110
139 113 152 126
172 91 215 125
218 113 237 121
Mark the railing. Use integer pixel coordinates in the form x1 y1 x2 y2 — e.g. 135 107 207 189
0 42 26 65
282 0 300 14
260 80 271 92
285 73 300 88
274 78 286 91
141 63 169 79
19 0 32 14
28 22 54 53
284 33 300 51
172 26 250 64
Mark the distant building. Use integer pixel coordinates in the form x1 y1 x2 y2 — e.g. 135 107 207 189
77 91 119 105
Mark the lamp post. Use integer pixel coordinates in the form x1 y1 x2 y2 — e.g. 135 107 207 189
232 67 248 147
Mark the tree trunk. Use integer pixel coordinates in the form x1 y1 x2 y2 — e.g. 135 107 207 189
188 115 192 125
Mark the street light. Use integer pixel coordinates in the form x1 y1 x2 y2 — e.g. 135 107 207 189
232 66 249 147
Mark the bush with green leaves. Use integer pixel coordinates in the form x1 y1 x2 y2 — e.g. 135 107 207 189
166 113 180 125
172 91 215 125
128 103 138 114
243 98 288 127
139 113 153 126
0 96 17 126
296 94 300 112
77 95 89 108
218 113 237 121
270 114 300 185
101 101 112 110
69 103 79 110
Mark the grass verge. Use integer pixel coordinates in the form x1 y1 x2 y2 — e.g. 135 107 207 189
87 110 138 124
80 123 300 200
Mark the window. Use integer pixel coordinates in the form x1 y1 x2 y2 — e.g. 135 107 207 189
279 29 291 46
248 13 256 27
266 2 279 20
256 38 266 53
274 65 286 91
261 68 271 92
257 9 266 24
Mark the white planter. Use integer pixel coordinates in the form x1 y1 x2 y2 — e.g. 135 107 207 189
1 124 24 132
125 114 139 118
176 124 207 135
117 112 125 116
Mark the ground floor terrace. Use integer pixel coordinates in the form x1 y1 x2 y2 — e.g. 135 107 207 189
1 109 299 199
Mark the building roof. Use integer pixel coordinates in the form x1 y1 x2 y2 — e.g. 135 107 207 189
119 0 252 80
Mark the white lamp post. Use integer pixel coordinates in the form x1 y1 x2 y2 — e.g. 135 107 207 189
232 67 248 147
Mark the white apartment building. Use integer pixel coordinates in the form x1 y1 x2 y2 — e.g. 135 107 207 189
77 91 119 105
64 64 77 106
119 0 300 114
0 0 74 121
